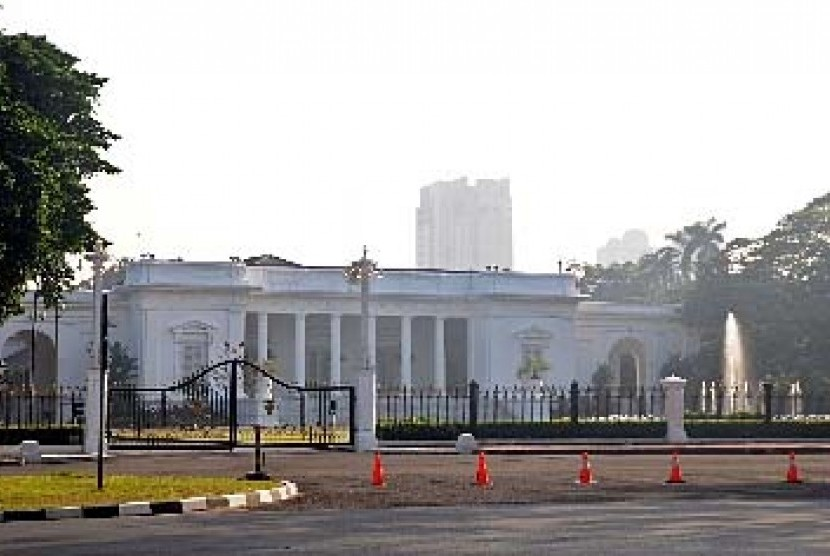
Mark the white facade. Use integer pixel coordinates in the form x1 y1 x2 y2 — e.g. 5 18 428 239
416 177 513 271
0 259 693 391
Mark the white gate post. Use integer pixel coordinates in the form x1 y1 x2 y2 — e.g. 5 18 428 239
661 375 688 444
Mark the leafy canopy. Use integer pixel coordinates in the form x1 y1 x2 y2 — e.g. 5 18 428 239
0 32 119 321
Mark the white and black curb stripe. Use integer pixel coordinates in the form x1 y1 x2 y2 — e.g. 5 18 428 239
0 480 298 523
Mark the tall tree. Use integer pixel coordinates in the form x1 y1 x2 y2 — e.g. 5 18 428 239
737 193 830 284
665 218 726 282
682 194 830 384
0 32 119 321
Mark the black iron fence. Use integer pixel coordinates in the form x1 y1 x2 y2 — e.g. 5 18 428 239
378 380 830 427
0 385 86 429
0 384 85 445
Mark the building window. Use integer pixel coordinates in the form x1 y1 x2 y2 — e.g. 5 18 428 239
514 325 554 381
179 335 208 377
170 321 216 379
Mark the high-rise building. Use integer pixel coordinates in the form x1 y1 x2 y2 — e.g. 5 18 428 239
416 177 513 270
596 229 650 266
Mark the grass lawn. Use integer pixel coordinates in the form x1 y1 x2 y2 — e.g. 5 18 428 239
0 474 280 511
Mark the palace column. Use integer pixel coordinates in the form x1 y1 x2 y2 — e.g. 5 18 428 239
257 312 268 364
400 315 412 389
434 316 445 391
294 312 306 386
330 313 341 385
228 307 246 355
255 312 272 422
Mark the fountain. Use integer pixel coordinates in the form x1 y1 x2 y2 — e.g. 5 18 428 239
723 311 747 414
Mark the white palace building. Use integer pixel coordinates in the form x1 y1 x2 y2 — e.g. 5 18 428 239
0 257 694 392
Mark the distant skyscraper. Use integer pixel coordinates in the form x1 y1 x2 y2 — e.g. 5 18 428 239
597 229 651 266
416 177 513 270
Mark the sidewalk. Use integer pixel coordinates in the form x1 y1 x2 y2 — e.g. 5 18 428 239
378 438 830 455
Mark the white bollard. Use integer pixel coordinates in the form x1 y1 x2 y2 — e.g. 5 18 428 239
19 440 41 464
661 375 688 443
455 433 479 454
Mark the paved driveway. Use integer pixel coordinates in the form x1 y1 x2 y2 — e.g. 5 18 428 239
2 498 830 555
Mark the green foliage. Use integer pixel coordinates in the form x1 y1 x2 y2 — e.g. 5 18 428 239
665 217 727 281
377 421 830 441
579 194 830 385
0 474 280 511
0 427 82 445
578 218 726 304
108 341 137 387
682 196 830 380
0 32 119 322
517 354 550 380
735 192 830 284
591 363 613 390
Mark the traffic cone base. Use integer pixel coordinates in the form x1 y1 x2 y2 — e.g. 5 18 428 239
475 451 492 487
665 452 685 484
371 451 386 487
786 452 803 484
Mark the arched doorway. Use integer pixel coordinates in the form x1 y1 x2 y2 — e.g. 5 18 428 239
0 330 57 388
607 337 647 390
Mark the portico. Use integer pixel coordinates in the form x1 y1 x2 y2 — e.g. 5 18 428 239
245 310 465 390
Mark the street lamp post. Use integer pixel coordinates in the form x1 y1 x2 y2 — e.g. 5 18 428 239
83 241 109 469
344 246 380 452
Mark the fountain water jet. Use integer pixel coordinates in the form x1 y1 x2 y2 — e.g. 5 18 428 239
723 311 747 413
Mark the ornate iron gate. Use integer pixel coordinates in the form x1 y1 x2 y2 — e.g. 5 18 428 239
108 358 354 449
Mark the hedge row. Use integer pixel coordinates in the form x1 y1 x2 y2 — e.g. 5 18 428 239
0 428 84 446
378 421 830 441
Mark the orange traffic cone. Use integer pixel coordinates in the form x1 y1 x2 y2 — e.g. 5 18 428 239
475 451 492 487
577 452 596 485
786 452 803 484
371 451 386 487
666 451 685 484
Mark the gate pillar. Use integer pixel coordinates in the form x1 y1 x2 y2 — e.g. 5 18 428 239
661 375 688 444
355 370 377 451
84 366 107 455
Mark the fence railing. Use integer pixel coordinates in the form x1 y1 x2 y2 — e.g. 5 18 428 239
378 380 825 427
0 385 86 429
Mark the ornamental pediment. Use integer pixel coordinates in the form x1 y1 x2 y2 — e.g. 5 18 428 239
514 325 553 342
169 320 217 334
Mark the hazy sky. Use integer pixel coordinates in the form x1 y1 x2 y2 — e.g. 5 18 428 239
3 1 830 271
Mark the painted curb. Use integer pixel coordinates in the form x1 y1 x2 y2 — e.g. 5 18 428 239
0 481 299 523
119 501 153 517
223 494 247 509
181 496 208 512
45 507 83 520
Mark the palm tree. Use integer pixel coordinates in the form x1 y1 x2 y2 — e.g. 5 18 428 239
666 218 726 282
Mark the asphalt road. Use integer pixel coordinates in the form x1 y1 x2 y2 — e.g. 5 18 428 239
3 498 830 555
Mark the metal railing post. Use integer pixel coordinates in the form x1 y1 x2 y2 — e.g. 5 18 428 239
229 359 238 451
469 380 479 431
569 380 580 424
763 382 773 424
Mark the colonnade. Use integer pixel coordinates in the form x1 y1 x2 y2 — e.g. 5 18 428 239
253 312 460 389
